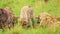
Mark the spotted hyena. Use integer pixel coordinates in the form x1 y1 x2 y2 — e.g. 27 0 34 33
20 6 34 28
3 7 18 29
0 8 8 30
36 12 57 26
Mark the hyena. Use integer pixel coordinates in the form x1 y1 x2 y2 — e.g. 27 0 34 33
0 7 18 31
3 7 18 29
0 8 8 30
36 12 57 26
20 6 34 28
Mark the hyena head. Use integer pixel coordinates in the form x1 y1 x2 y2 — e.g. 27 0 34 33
21 18 28 26
0 8 8 22
36 15 41 24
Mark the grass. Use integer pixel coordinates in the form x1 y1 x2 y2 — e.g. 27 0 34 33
0 0 60 34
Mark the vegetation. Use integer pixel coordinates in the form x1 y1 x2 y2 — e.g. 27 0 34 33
0 0 60 34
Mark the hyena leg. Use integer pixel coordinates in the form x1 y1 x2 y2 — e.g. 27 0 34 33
31 18 34 27
1 22 5 31
27 19 31 28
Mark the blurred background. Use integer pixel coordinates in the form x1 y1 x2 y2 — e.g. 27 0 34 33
0 0 60 17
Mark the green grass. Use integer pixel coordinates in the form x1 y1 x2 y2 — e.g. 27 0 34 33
0 0 60 34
